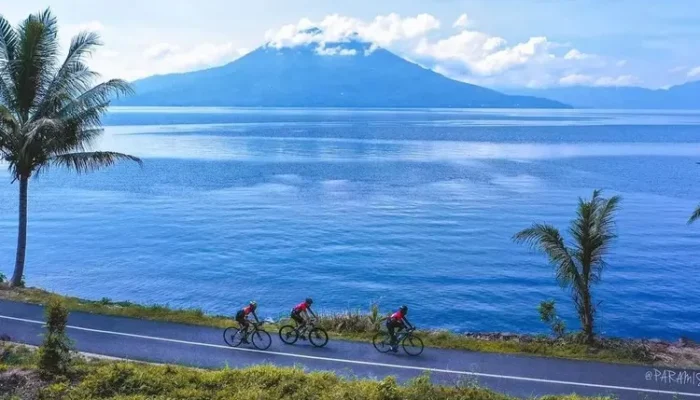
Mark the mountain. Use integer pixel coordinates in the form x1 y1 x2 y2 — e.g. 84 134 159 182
118 41 569 109
506 81 700 109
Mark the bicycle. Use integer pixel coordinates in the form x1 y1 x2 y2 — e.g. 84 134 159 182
223 321 272 350
278 319 329 348
372 327 424 356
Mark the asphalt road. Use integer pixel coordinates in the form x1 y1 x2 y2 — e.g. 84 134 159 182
1 299 698 399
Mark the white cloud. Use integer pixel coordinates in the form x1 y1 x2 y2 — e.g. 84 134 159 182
64 20 105 34
90 42 250 80
143 43 181 59
100 49 120 59
452 14 469 29
316 46 357 56
265 13 440 49
688 66 700 78
559 74 594 85
594 75 637 86
154 43 248 72
616 60 627 67
559 73 637 87
564 49 593 60
416 31 550 76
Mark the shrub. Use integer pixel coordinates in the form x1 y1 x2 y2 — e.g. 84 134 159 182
539 300 566 338
0 272 6 283
315 303 386 335
37 297 73 376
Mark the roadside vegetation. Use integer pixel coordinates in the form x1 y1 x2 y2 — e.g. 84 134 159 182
0 286 655 366
0 345 611 400
0 299 611 400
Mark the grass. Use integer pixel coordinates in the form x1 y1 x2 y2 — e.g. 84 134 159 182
0 344 611 400
0 285 654 366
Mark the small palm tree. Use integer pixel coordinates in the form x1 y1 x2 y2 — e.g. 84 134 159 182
513 190 620 344
0 9 141 287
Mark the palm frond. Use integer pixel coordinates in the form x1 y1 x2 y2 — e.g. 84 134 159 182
59 79 132 117
0 104 17 128
49 151 142 174
32 32 102 119
689 205 700 225
0 13 18 63
513 223 581 288
13 9 59 121
0 15 19 109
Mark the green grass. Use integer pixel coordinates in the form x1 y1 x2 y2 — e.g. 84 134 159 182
0 344 611 400
0 285 653 366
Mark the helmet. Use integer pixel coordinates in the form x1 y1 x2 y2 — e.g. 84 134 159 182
305 297 313 305
400 305 408 314
249 301 257 309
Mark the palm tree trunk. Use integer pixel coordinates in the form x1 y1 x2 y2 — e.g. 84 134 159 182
581 291 595 344
10 176 29 287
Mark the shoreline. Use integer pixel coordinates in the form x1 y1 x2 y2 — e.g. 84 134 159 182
1 285 699 368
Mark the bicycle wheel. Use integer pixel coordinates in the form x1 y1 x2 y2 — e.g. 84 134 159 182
251 329 272 350
402 334 424 356
372 331 392 353
223 327 244 347
279 325 299 345
308 327 329 348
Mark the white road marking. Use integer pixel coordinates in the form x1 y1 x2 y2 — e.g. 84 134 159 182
1 314 698 398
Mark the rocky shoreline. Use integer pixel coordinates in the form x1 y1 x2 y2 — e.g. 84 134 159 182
462 331 700 368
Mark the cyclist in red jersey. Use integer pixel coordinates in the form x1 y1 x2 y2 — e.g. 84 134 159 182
386 305 413 351
235 301 259 343
290 298 316 330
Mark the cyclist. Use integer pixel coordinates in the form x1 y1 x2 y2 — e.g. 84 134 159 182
386 305 413 352
290 298 316 334
235 301 260 343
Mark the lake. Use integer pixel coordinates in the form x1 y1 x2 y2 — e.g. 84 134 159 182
0 107 699 340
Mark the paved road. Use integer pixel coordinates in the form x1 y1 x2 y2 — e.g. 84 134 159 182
1 300 699 399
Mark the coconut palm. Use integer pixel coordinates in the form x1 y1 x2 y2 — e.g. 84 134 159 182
0 9 141 287
513 190 620 344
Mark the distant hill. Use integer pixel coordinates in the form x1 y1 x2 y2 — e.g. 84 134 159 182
507 81 700 109
118 40 569 109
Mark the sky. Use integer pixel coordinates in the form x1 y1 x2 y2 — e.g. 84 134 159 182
3 0 700 89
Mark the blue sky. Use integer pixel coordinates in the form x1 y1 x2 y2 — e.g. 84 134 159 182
4 0 700 88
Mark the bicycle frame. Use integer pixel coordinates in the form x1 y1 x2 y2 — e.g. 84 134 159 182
394 327 414 342
241 321 264 338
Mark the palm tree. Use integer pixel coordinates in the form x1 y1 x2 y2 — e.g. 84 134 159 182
0 9 141 287
513 190 620 344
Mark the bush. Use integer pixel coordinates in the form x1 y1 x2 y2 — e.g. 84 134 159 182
315 303 385 335
63 363 529 400
0 272 6 283
37 297 73 376
539 300 566 338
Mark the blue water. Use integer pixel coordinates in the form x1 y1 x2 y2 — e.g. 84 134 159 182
1 108 699 340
